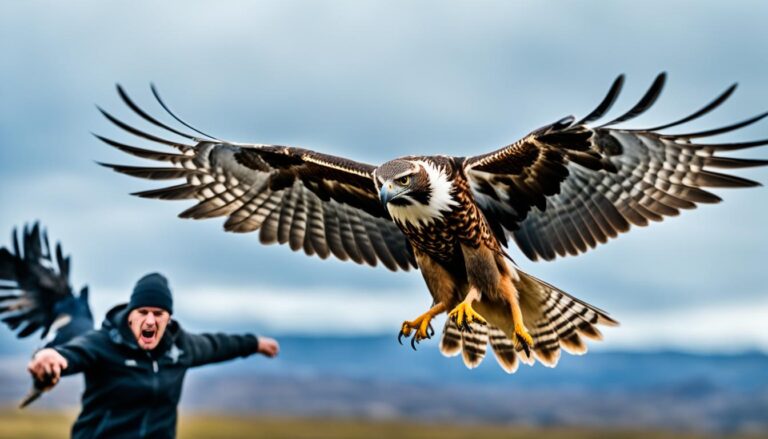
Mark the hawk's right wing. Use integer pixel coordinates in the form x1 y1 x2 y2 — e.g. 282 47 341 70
97 86 415 271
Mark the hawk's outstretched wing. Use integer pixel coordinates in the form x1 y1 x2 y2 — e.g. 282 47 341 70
464 73 768 261
98 86 415 271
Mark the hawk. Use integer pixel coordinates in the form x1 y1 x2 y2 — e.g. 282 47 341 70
98 73 766 373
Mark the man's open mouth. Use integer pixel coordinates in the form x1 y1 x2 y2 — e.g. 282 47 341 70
140 329 156 343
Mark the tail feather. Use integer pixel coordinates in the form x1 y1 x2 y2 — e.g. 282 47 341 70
518 269 618 367
460 322 488 369
559 331 587 355
439 319 462 357
440 269 617 373
528 312 561 367
488 326 519 373
439 320 489 369
442 320 527 372
576 322 604 341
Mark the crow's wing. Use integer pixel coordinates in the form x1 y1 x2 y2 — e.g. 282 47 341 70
98 86 415 271
0 223 84 339
0 224 94 409
464 73 767 261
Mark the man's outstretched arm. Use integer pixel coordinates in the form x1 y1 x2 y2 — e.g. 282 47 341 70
27 331 102 384
184 332 279 367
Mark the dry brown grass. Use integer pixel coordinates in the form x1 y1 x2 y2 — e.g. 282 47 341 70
0 408 763 439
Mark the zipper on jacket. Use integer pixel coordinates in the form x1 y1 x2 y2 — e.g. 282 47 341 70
140 355 160 437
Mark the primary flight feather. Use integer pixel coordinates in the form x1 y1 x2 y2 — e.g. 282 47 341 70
98 73 766 372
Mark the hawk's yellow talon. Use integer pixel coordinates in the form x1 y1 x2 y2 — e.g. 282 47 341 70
398 303 447 349
448 302 486 330
398 312 436 348
415 319 432 339
515 322 533 351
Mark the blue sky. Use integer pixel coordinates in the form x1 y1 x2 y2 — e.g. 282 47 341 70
1 1 767 351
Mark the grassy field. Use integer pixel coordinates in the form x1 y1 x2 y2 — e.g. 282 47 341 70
0 409 764 439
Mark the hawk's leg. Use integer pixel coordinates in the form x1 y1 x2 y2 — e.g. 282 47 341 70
499 275 533 356
448 286 487 332
398 302 447 350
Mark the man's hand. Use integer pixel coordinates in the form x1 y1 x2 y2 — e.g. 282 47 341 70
27 348 68 385
257 337 279 358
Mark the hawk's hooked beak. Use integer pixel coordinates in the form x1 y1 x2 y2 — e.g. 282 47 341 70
379 182 406 206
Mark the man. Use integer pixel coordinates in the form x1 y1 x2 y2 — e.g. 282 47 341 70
28 273 280 439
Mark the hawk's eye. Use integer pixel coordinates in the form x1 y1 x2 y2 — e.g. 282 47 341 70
396 175 411 186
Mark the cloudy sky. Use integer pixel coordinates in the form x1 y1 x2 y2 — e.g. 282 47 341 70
1 1 766 351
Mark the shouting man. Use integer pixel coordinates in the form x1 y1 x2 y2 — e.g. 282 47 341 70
27 273 280 439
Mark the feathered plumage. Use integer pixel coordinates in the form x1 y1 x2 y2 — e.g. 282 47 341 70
98 74 766 373
464 73 767 260
0 223 93 406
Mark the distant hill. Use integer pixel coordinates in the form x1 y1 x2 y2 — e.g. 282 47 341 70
1 335 766 434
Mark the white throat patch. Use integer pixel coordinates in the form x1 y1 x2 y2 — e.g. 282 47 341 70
387 160 458 229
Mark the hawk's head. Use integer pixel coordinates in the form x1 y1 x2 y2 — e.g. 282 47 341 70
375 158 457 228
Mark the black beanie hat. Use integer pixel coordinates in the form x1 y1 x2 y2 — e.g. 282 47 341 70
129 273 173 314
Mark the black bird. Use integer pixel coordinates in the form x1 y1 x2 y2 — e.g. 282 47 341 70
0 223 93 407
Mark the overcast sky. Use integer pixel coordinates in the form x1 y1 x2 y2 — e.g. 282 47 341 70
1 1 767 351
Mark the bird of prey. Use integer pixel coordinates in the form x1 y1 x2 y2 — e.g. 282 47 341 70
97 73 766 373
0 223 94 406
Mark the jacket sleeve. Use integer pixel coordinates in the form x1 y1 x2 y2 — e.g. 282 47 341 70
183 332 260 367
52 330 104 376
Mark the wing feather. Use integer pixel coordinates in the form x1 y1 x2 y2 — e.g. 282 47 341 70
322 204 348 262
99 87 415 270
576 74 625 125
464 74 767 261
0 224 92 341
305 194 330 259
596 72 667 127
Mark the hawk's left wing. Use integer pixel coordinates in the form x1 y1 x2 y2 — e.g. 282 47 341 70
97 86 416 271
464 73 768 261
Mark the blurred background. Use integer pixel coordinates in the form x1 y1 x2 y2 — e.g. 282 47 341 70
1 1 767 438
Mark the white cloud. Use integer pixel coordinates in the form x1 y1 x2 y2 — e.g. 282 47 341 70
90 285 426 335
602 299 768 353
88 284 768 352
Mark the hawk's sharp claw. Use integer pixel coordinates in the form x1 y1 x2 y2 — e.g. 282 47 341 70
448 302 486 333
521 339 531 357
398 310 439 348
514 323 534 357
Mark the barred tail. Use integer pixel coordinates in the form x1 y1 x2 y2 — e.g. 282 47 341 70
439 319 488 369
518 269 618 368
488 326 519 373
440 269 617 374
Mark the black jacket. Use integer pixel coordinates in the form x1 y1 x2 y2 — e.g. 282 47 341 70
55 304 260 439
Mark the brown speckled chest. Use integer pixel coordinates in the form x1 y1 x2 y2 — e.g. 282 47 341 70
394 159 501 265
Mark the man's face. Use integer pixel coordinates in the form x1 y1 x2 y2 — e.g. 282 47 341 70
127 307 170 350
